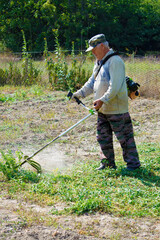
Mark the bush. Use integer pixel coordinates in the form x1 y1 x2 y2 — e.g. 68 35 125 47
0 68 8 86
44 33 90 91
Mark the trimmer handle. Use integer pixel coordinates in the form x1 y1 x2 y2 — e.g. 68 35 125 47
67 90 95 115
67 90 83 105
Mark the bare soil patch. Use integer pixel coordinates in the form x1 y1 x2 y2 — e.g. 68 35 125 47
0 197 160 240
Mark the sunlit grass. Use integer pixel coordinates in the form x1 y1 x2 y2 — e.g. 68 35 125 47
0 85 52 103
0 55 159 99
0 142 159 217
125 58 160 98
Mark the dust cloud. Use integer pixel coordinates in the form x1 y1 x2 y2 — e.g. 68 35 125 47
22 145 73 172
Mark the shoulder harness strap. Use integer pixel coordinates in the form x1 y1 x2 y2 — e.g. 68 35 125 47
94 51 118 79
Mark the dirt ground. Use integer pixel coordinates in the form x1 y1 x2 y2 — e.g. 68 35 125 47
0 93 160 239
0 198 160 240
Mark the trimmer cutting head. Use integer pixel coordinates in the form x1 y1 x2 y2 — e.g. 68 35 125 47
20 155 42 173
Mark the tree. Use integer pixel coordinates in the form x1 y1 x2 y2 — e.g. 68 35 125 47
0 0 160 53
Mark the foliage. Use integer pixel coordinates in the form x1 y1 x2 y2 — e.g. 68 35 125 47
44 32 90 91
0 0 160 53
0 31 41 86
21 30 41 86
0 150 40 182
0 150 20 180
0 53 159 99
66 41 90 91
0 68 8 86
44 30 68 90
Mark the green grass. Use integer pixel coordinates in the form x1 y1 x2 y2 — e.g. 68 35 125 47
0 142 160 217
0 85 50 103
0 85 68 104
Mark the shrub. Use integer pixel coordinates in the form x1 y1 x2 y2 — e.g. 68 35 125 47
0 68 8 86
44 31 90 91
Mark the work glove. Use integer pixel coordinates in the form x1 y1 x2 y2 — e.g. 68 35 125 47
71 91 82 101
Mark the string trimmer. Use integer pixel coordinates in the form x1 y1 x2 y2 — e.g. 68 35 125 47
19 91 95 173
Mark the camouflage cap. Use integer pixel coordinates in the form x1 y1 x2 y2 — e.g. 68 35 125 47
86 34 106 52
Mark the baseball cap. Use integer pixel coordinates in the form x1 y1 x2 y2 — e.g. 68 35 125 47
86 34 106 52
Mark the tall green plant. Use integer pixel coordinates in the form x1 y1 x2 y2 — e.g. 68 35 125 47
66 41 90 91
52 29 68 90
44 37 56 87
44 33 90 91
44 31 68 90
0 150 40 182
43 31 91 91
8 63 23 85
0 151 20 180
0 68 8 86
21 30 40 86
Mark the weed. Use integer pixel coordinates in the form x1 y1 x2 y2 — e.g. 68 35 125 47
0 85 49 103
44 32 68 90
44 32 90 91
0 68 8 86
21 31 41 86
0 39 159 99
0 150 40 182
0 150 20 180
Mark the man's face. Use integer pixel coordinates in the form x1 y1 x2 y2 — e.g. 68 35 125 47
92 43 107 60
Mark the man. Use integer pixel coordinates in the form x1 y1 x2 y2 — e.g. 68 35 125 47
73 34 141 171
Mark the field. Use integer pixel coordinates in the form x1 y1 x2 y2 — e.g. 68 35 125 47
0 55 160 239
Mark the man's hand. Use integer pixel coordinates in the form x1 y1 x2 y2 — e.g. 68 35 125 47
93 99 103 110
71 93 79 101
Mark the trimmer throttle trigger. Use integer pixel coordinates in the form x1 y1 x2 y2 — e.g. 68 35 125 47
67 90 73 99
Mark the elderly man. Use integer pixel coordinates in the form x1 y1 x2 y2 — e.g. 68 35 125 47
73 34 141 170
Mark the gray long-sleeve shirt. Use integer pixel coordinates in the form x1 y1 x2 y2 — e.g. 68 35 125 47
75 49 128 114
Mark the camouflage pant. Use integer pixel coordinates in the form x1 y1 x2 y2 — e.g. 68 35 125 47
97 112 141 168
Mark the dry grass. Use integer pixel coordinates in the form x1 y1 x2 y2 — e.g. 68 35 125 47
125 57 160 99
0 53 159 99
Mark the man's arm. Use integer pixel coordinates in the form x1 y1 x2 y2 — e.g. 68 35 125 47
73 73 95 99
